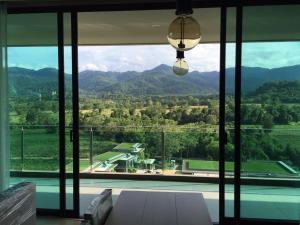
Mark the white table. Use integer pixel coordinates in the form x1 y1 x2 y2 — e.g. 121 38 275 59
104 191 212 225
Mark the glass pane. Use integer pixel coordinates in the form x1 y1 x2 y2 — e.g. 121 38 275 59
8 13 60 209
241 5 300 221
78 8 220 223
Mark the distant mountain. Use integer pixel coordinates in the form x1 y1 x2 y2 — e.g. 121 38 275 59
9 67 60 97
96 64 219 96
8 64 300 97
249 80 300 103
79 70 140 94
225 64 300 94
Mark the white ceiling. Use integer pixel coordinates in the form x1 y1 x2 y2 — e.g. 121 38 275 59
7 0 175 7
7 5 300 46
78 8 220 45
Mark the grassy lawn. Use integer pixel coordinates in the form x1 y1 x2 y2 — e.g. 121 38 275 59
11 158 60 171
271 127 300 149
10 127 119 171
189 160 220 171
241 161 290 174
187 160 293 175
10 128 59 158
240 124 300 151
66 160 92 172
11 157 74 171
94 151 124 162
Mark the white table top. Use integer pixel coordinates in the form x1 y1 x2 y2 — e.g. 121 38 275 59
104 190 212 225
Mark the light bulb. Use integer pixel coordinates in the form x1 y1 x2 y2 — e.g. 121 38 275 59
167 15 201 52
173 58 189 76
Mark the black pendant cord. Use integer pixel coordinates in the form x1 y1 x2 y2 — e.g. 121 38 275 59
180 17 184 48
176 0 193 15
177 16 185 50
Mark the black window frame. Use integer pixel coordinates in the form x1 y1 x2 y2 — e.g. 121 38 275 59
6 1 300 224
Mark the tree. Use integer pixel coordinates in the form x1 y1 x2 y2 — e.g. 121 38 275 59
144 131 161 158
164 132 182 159
262 113 273 131
26 109 37 124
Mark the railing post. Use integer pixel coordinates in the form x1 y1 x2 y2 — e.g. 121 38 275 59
21 126 24 171
161 128 165 171
89 127 93 172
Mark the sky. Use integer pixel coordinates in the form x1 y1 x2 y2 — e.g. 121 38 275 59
7 42 300 73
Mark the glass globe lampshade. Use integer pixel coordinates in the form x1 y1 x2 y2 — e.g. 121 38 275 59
167 15 201 52
173 58 189 76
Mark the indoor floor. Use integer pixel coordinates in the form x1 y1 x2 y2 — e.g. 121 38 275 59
10 177 300 223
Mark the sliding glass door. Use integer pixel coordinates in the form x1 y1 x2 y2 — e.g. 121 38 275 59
7 11 78 215
223 4 300 224
240 5 300 222
7 12 61 209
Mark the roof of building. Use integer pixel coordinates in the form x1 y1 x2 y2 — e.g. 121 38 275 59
94 162 118 172
117 154 136 161
143 159 156 165
113 143 140 150
94 151 125 163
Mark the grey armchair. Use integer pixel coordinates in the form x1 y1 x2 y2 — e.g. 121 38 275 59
81 189 113 225
0 182 36 225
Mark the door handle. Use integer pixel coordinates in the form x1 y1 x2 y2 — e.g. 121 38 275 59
70 129 73 142
224 131 228 145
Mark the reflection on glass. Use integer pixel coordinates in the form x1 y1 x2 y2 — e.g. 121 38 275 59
8 13 59 209
241 5 300 221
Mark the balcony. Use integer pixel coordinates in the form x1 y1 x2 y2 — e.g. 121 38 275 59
9 125 300 222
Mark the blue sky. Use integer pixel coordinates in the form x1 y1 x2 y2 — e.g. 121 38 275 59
7 42 300 73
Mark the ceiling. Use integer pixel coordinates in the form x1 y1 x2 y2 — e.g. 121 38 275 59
6 0 175 7
6 5 300 46
78 8 220 45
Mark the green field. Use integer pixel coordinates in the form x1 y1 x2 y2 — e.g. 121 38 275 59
270 125 300 149
9 126 300 175
240 124 300 149
187 160 293 175
11 158 61 171
10 127 118 171
66 160 92 172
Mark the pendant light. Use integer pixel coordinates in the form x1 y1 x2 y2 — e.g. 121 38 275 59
173 51 189 76
167 0 201 76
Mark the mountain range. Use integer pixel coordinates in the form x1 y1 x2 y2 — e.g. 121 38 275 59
8 64 300 97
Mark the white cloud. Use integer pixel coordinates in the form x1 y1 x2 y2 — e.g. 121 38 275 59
78 44 220 72
242 42 300 69
8 42 300 73
186 44 220 72
81 63 108 72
